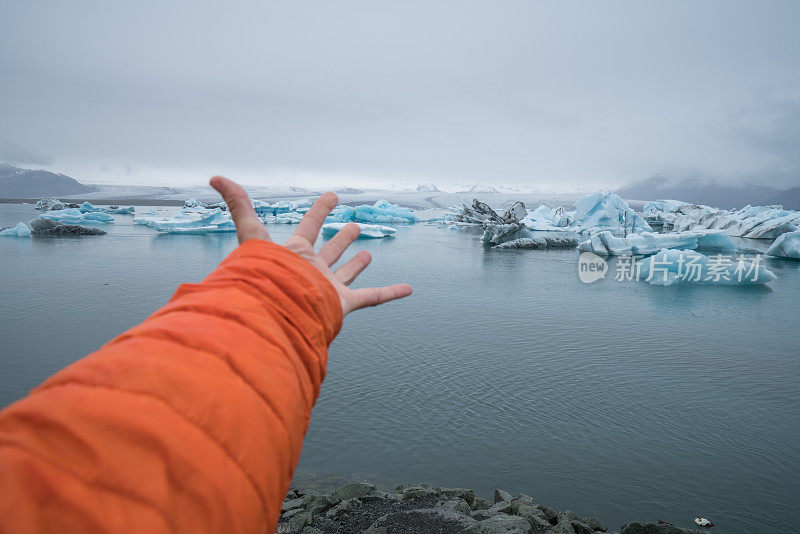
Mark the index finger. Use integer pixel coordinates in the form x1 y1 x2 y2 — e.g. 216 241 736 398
209 176 271 244
290 192 338 245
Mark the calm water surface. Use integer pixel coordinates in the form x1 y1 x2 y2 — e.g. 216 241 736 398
1 204 799 533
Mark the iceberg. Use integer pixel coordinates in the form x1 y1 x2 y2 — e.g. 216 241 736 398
444 199 526 226
34 198 64 211
326 205 356 223
133 208 235 233
40 208 114 224
28 218 106 236
324 200 418 224
0 222 31 237
577 230 737 256
107 205 135 214
638 249 776 286
260 212 304 224
253 199 312 216
765 230 800 260
522 205 571 230
78 202 135 214
322 222 396 238
492 235 579 249
571 192 651 234
644 200 800 239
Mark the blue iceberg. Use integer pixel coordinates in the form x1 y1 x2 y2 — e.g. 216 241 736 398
326 200 417 224
765 230 800 260
79 201 134 214
578 230 737 256
133 208 235 234
41 208 114 224
638 249 776 286
322 222 396 239
572 192 652 234
0 222 32 237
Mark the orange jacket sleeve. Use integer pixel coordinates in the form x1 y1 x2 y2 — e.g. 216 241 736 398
0 239 343 534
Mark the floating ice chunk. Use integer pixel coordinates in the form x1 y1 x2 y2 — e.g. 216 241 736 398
34 198 64 211
642 199 689 227
645 201 800 239
325 205 356 223
107 205 135 214
638 249 775 285
571 192 651 234
444 200 526 225
0 222 31 237
322 222 396 238
493 235 578 249
28 218 107 235
577 230 737 256
184 198 206 208
41 208 114 224
482 223 526 245
261 212 304 224
522 205 572 230
354 200 417 224
765 230 800 259
79 201 99 213
133 208 234 233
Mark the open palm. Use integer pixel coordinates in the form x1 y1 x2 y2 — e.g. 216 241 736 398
210 176 412 315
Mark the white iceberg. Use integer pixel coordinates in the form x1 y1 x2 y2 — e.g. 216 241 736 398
322 222 396 238
34 198 64 211
40 208 114 224
638 249 776 286
765 230 800 260
133 208 235 233
0 222 32 237
260 212 304 224
521 205 571 230
577 230 737 256
644 200 800 239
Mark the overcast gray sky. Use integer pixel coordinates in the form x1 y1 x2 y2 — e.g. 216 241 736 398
1 1 799 190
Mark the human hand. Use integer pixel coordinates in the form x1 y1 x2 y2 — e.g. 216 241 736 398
210 176 412 315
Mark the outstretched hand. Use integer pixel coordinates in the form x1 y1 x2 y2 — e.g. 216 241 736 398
210 176 412 316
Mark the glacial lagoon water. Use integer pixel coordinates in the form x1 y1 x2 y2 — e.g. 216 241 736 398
1 203 799 532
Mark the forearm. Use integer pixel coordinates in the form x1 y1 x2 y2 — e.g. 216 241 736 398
0 240 342 533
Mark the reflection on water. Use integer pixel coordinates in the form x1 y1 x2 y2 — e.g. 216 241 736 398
1 204 799 533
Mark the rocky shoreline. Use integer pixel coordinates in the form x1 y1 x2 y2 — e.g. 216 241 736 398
278 482 708 534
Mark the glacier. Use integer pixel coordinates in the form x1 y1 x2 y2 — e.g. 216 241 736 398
577 230 737 256
0 222 32 237
322 222 396 238
765 230 800 260
40 208 114 224
638 249 776 286
643 200 800 239
133 208 235 233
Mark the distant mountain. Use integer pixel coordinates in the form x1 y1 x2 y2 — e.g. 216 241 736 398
0 163 96 197
616 176 782 210
457 184 499 194
761 187 800 210
335 187 365 195
416 184 441 192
